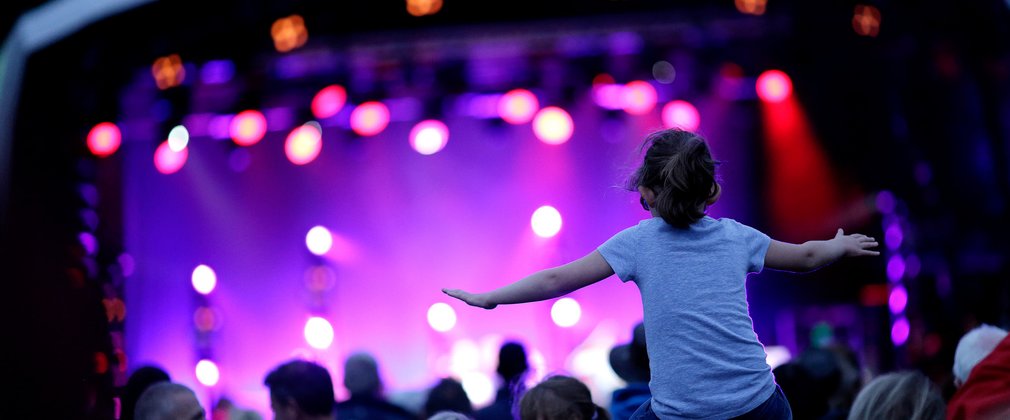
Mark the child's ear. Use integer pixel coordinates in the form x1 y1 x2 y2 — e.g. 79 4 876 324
706 183 722 206
638 186 657 208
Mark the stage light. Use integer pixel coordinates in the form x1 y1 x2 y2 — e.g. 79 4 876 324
152 54 185 90
756 70 792 103
662 100 701 131
875 190 896 214
154 140 188 174
350 101 391 137
306 226 333 256
167 125 189 152
450 340 480 373
285 123 323 165
531 205 562 238
891 317 909 346
304 317 334 349
194 307 218 332
622 80 658 115
195 360 220 386
87 122 121 157
409 120 449 155
886 255 905 283
271 15 308 53
532 107 573 145
192 264 217 295
427 302 456 332
885 223 903 251
551 298 581 328
735 0 767 16
230 110 267 147
652 61 676 84
461 371 494 407
889 285 907 314
853 5 881 37
498 89 539 124
407 0 443 17
312 85 347 119
79 232 98 256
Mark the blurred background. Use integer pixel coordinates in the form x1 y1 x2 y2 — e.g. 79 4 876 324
1 0 1008 418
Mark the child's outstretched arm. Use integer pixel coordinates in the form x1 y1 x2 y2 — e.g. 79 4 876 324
442 250 615 309
765 228 879 272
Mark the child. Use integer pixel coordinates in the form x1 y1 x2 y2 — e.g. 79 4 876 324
443 128 879 419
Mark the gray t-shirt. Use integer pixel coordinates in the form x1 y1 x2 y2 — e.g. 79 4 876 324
598 216 774 419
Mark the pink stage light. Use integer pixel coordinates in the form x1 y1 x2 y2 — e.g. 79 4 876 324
154 140 188 174
889 285 908 314
230 110 267 146
284 123 323 165
497 89 539 125
306 226 333 256
191 264 217 295
551 298 581 328
531 205 562 238
532 107 573 145
87 122 122 157
622 80 658 115
891 317 910 346
886 254 905 282
427 302 456 332
350 101 391 137
662 100 701 131
756 70 793 103
409 120 449 155
312 85 347 119
304 317 334 349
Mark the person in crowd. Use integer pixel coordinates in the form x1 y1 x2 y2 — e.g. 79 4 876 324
134 382 206 420
847 371 944 420
335 352 416 420
444 128 879 419
608 322 651 420
263 359 335 420
947 324 1010 419
519 375 610 420
475 341 530 420
121 365 171 420
424 378 474 419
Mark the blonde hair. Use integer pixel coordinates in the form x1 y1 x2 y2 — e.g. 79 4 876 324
847 371 944 420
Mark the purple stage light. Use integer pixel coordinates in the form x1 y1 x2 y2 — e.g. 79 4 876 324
409 120 449 155
154 141 188 174
192 264 217 295
195 359 220 386
531 206 562 238
304 317 334 349
891 317 910 346
885 223 903 251
662 100 701 131
551 298 581 328
498 89 539 124
888 285 907 314
886 254 905 282
875 190 896 214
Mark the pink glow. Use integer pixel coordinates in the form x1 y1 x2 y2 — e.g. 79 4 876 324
757 70 793 103
409 120 449 155
230 110 268 146
532 107 573 145
312 85 347 119
662 100 701 131
350 101 390 137
622 80 658 115
284 124 323 165
498 89 539 124
87 122 121 157
154 140 188 174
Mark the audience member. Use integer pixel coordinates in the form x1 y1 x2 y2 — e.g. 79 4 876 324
121 365 171 420
335 352 415 420
263 360 335 420
608 322 651 420
428 411 474 420
475 341 529 420
847 371 944 420
134 382 206 420
947 324 1010 420
424 378 473 419
519 375 610 420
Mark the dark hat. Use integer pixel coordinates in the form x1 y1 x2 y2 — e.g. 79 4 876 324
609 322 650 383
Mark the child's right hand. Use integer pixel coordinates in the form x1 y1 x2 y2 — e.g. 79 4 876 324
833 228 880 257
442 288 497 309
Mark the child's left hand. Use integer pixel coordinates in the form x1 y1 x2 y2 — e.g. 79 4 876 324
442 288 497 309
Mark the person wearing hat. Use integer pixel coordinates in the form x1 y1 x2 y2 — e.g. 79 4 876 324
609 322 652 420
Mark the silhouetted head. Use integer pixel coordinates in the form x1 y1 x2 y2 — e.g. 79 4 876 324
264 360 335 420
424 378 473 418
496 341 529 384
121 365 171 420
628 128 720 228
519 375 610 420
134 382 205 420
343 352 382 398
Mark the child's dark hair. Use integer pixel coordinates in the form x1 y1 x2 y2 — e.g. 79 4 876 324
627 128 719 228
519 375 611 420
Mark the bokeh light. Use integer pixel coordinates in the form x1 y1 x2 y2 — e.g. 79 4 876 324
531 205 563 238
889 285 908 314
876 190 896 214
154 140 188 174
885 223 903 251
230 110 268 147
532 107 573 145
622 80 658 115
735 0 767 15
285 123 323 165
350 101 391 137
662 100 701 131
304 317 335 349
406 0 443 17
427 302 457 332
152 54 185 90
192 264 217 295
195 360 220 386
853 5 882 37
886 254 905 282
891 317 910 346
498 89 539 124
306 226 333 256
461 371 495 407
312 85 347 119
87 122 121 158
652 61 676 84
756 70 792 103
271 15 308 53
167 125 189 152
409 120 449 155
551 298 581 328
